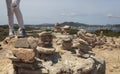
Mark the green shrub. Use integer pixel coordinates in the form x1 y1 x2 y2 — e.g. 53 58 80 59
94 29 120 37
70 28 79 35
0 27 9 41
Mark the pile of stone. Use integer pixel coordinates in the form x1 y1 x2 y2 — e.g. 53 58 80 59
54 23 62 33
77 29 118 50
84 30 120 50
96 37 120 50
38 32 53 47
54 23 71 35
1 28 106 74
3 32 55 74
62 25 71 35
53 35 105 74
77 29 98 47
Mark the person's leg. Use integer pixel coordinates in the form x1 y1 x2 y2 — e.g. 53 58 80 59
6 0 15 38
12 0 26 37
12 0 25 29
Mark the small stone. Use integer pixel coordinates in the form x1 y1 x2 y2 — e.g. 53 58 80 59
109 68 114 72
81 54 90 59
41 68 49 74
62 37 72 50
36 46 55 54
112 64 119 69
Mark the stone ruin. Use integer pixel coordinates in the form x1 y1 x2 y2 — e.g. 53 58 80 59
77 29 97 48
54 23 62 33
62 25 71 35
38 32 53 47
54 23 71 35
0 28 106 74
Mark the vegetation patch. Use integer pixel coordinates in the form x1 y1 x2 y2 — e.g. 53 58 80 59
93 29 120 37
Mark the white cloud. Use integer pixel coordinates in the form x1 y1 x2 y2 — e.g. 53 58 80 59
107 13 120 18
60 12 78 17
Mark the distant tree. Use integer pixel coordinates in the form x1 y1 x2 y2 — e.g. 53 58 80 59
94 29 120 37
69 28 79 35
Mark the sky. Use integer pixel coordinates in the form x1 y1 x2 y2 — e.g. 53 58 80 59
0 0 120 25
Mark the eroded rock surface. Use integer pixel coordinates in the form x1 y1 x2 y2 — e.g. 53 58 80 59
0 31 106 74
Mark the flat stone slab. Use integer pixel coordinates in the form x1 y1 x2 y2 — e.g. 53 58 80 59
12 48 35 62
14 38 30 48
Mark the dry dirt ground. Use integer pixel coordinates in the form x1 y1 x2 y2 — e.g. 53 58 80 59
93 37 120 74
0 49 15 74
93 48 120 74
0 37 120 74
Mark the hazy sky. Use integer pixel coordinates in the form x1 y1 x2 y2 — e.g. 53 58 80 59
0 0 120 25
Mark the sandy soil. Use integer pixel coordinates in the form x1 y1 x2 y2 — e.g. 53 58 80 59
93 47 120 74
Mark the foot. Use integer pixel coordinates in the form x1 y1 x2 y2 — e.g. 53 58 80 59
18 28 26 38
9 29 15 38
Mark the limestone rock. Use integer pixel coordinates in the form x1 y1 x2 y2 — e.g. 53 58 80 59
38 32 53 47
12 48 35 62
27 37 38 49
90 55 106 74
73 58 95 74
0 59 15 74
73 38 92 53
77 29 97 47
0 30 106 74
36 46 55 54
61 37 72 50
14 38 30 48
53 35 73 51
62 25 71 34
54 23 62 33
42 50 106 74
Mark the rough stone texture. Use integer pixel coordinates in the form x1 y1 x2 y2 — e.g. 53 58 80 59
73 38 92 55
27 37 38 49
38 50 105 74
52 34 72 51
36 46 55 54
95 36 120 50
54 23 62 33
14 37 38 49
61 37 72 50
12 48 35 62
62 25 71 35
14 38 30 48
38 32 53 47
0 59 15 74
77 29 97 47
90 55 106 74
0 31 106 74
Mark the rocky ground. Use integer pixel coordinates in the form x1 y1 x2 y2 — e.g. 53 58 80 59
93 37 120 74
0 30 119 74
0 35 104 74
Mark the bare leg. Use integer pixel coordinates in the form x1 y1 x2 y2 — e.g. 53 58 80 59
6 0 14 29
6 0 26 37
6 0 15 38
12 0 26 37
12 0 25 29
